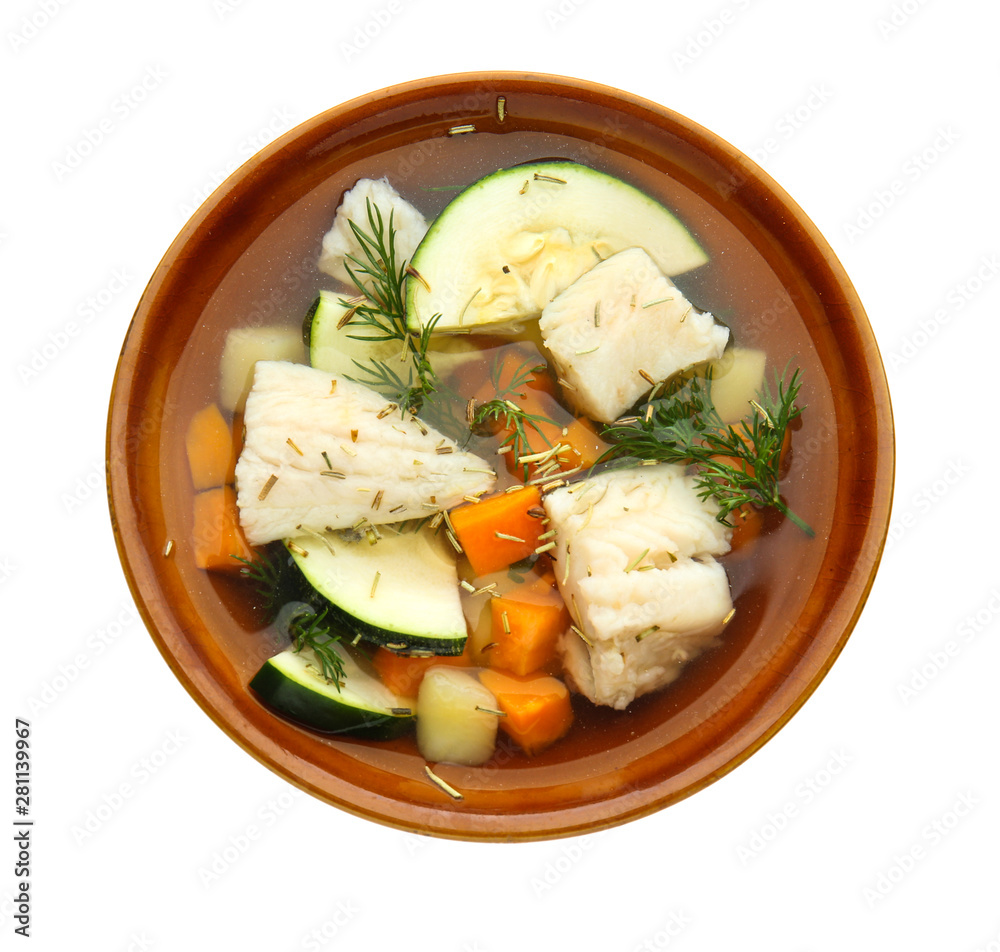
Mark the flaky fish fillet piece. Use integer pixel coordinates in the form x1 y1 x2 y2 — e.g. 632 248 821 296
235 361 496 545
543 464 733 709
317 177 428 285
539 246 729 424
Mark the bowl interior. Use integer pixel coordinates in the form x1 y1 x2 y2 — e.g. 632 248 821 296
107 72 893 840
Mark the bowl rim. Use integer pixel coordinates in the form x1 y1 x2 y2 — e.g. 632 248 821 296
107 70 894 841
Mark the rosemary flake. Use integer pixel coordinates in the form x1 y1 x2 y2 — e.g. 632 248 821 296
258 474 278 500
405 264 431 292
495 531 526 543
424 765 464 800
625 548 650 572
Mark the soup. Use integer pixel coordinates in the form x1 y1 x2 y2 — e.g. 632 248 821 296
160 130 834 792
109 77 878 837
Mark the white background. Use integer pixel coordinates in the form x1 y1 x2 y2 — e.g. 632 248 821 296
3 0 999 948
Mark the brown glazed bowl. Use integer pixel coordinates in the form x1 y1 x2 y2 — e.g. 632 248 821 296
107 72 894 840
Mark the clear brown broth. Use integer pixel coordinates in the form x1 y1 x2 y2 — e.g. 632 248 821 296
160 129 837 780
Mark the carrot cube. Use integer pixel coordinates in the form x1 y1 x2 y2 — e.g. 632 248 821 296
185 403 239 490
192 486 254 572
489 593 569 676
448 485 546 577
478 669 574 756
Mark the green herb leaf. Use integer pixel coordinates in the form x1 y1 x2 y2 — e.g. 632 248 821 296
600 364 814 536
289 608 346 690
472 357 558 480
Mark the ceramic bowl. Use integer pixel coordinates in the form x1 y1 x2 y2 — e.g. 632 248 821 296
107 71 893 840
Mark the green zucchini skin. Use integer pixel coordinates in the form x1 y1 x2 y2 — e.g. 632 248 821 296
300 599 467 656
249 648 415 740
286 530 469 657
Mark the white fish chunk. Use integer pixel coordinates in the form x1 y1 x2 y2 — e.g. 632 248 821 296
539 246 729 423
235 361 495 545
318 178 428 285
543 464 732 709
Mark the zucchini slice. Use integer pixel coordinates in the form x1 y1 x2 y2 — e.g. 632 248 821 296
286 525 468 655
405 160 708 333
304 290 400 377
249 643 414 738
304 290 485 381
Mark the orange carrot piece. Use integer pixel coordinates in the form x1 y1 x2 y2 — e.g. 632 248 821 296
498 386 611 480
192 486 255 572
478 669 574 756
372 647 471 699
489 593 569 676
186 403 238 490
448 485 546 577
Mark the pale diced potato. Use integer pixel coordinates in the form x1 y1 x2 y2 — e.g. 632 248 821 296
416 668 498 766
708 347 766 423
219 326 305 413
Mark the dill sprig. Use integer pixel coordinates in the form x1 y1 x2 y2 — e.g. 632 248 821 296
289 608 346 689
600 365 814 536
233 547 324 621
338 198 442 416
472 357 557 479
